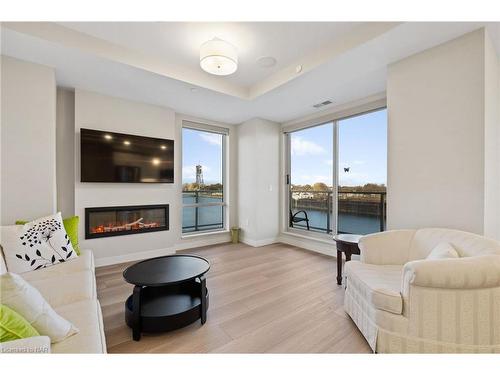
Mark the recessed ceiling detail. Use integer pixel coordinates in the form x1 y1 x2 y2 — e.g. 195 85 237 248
1 22 497 124
1 22 401 100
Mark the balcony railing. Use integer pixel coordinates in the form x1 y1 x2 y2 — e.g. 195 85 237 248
182 190 224 233
182 189 386 235
290 190 386 235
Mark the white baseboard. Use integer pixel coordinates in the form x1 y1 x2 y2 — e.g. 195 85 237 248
278 233 336 258
240 236 279 247
175 236 231 252
93 233 332 267
94 236 232 267
94 246 176 267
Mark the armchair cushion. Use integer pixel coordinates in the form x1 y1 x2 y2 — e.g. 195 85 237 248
345 261 403 315
359 230 415 265
402 255 500 293
409 228 500 260
426 242 459 260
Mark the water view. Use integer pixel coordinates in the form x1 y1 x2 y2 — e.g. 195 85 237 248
183 189 386 235
182 193 223 233
182 109 387 236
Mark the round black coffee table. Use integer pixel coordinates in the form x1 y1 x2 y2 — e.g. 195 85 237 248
123 254 210 341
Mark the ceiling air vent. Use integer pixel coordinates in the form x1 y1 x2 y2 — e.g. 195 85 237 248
313 100 333 109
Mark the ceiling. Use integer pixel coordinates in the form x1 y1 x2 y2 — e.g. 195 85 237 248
1 22 499 124
58 22 363 89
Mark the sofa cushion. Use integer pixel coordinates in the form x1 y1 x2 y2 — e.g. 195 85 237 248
20 249 94 283
52 299 106 353
345 261 403 315
1 273 79 343
27 270 96 308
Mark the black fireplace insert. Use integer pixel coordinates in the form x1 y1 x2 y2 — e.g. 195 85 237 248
85 204 169 239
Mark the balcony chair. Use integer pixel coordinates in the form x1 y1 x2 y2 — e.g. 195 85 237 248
344 228 500 353
289 210 310 230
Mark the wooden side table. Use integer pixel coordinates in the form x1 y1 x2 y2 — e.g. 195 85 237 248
334 234 362 285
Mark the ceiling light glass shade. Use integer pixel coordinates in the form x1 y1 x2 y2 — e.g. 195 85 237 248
200 38 238 76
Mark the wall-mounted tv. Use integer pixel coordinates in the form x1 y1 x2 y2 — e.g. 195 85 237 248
80 128 174 183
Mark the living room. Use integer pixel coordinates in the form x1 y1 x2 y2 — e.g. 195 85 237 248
1 1 500 372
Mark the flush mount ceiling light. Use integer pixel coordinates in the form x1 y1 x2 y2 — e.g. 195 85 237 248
200 38 238 76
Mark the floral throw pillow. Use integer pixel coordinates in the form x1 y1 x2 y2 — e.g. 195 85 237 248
0 213 78 273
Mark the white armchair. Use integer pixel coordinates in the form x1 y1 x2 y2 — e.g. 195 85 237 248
344 228 500 353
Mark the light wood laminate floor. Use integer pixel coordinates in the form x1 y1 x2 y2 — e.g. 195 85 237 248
95 242 371 353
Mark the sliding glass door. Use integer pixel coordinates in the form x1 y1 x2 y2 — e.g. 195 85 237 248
287 122 335 234
337 109 387 234
286 108 387 237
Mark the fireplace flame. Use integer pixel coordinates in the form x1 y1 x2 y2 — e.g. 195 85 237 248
90 217 162 234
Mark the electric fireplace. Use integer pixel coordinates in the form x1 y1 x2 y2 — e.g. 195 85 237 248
85 204 169 239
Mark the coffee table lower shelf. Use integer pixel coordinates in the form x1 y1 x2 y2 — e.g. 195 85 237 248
125 280 209 340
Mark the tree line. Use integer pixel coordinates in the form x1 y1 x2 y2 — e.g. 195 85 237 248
182 183 223 191
292 183 386 192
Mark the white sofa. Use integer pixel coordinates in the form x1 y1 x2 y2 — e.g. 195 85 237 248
344 228 500 353
0 249 107 353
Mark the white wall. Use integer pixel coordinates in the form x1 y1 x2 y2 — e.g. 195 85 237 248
483 33 500 241
387 29 488 234
238 118 280 246
56 88 75 218
1 56 57 225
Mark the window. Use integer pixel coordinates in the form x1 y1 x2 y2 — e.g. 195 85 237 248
337 109 387 234
286 108 387 236
288 122 335 234
182 125 226 234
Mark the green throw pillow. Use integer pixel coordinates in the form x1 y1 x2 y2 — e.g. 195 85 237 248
62 216 80 256
16 216 81 256
0 304 40 342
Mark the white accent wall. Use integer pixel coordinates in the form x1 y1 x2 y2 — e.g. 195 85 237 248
74 89 178 262
1 56 56 225
238 118 280 246
387 29 499 236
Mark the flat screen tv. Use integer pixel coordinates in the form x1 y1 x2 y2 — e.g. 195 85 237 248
80 128 174 183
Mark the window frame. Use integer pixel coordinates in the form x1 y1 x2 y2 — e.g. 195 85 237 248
181 121 228 235
285 121 337 240
283 103 387 240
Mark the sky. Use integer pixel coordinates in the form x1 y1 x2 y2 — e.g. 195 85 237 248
182 108 387 187
182 128 222 184
291 108 387 187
